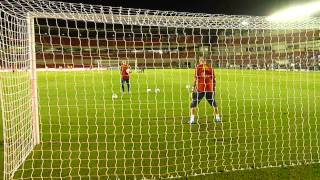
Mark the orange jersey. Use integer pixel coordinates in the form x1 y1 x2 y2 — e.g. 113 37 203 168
120 64 129 80
194 64 215 92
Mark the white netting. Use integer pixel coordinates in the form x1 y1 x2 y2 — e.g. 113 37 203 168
1 0 320 179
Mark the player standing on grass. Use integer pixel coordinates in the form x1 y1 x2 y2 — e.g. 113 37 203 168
189 56 221 124
120 61 131 94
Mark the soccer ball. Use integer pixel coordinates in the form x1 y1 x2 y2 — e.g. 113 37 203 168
126 69 131 74
155 88 160 93
112 93 118 99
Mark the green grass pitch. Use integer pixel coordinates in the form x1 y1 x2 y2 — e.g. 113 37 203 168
1 69 320 179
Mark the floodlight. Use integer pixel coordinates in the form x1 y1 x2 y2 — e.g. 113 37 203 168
267 2 320 21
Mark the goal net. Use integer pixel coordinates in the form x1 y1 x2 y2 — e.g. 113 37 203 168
1 0 320 179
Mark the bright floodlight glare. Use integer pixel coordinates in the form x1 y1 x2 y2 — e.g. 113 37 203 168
267 2 320 21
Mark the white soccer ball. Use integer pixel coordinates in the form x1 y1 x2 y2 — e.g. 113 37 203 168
112 93 118 99
126 69 131 74
155 88 160 93
186 85 190 89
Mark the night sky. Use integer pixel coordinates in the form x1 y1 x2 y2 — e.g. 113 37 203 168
52 0 316 16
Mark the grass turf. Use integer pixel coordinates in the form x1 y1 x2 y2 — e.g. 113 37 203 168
1 69 320 179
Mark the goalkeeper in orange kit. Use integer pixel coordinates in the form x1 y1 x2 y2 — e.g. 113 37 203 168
189 56 221 124
120 61 131 94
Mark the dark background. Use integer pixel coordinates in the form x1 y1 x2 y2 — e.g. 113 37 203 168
51 0 317 16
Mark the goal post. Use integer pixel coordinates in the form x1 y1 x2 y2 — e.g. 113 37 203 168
1 0 320 179
27 14 40 146
0 7 37 180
